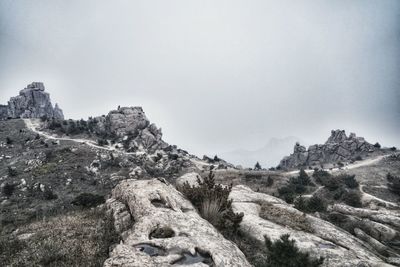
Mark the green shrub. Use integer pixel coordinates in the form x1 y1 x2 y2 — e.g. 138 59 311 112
266 176 274 187
97 139 108 146
2 183 16 197
254 162 262 170
42 188 58 200
278 170 314 203
355 155 363 161
313 170 331 184
294 196 327 213
390 147 397 151
264 234 324 267
387 173 400 196
374 142 381 149
178 171 243 236
71 193 105 208
7 166 18 177
341 174 359 189
5 137 13 145
342 191 362 207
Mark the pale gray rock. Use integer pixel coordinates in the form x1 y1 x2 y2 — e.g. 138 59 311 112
1 82 64 120
104 179 251 267
278 130 377 169
176 172 202 187
230 185 395 267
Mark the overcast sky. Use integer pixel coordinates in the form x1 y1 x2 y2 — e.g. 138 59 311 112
0 0 399 161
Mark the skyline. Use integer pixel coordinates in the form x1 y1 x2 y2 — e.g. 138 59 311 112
1 0 399 164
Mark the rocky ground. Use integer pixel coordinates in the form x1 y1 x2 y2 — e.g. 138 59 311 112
0 84 399 266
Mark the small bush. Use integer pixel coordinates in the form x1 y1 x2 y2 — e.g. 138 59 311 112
313 170 331 184
178 171 243 236
373 142 381 149
355 155 363 161
5 137 13 145
390 147 397 151
342 191 362 207
342 174 359 189
7 166 18 177
97 139 108 146
387 173 400 196
278 169 314 203
266 176 274 187
264 234 324 267
254 162 262 170
42 188 58 200
2 183 16 197
294 196 327 213
71 193 105 208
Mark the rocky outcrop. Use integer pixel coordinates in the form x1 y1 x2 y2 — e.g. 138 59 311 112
278 130 377 170
92 107 167 153
0 82 64 120
230 185 397 267
104 179 251 267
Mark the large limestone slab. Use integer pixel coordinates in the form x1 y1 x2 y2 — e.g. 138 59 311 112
104 179 250 267
230 185 394 267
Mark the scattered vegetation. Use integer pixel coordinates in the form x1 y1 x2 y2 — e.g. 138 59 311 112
7 166 18 177
263 234 324 267
266 176 274 187
97 139 108 146
0 209 118 267
71 193 105 208
2 183 16 197
373 142 381 149
387 173 400 196
178 171 243 236
6 136 13 144
278 169 314 203
294 195 327 213
342 191 362 207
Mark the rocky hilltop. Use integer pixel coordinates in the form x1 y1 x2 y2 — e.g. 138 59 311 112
278 130 377 170
0 82 64 120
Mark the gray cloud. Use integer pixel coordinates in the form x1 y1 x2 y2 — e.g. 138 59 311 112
1 0 399 163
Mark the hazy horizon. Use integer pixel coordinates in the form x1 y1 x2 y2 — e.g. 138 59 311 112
1 1 399 164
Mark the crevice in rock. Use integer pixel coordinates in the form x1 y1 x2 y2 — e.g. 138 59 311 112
135 244 167 257
151 198 172 209
149 226 175 239
172 248 214 266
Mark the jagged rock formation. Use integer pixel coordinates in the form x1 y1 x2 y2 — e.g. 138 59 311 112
278 130 376 170
230 185 397 267
104 179 251 267
88 107 167 153
0 82 64 120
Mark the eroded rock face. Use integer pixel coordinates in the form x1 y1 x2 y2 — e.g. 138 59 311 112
0 82 64 120
104 179 251 267
278 130 376 169
230 185 395 267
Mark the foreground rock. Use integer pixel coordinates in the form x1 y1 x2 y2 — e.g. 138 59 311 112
278 130 377 170
104 179 250 267
230 185 396 267
0 82 64 120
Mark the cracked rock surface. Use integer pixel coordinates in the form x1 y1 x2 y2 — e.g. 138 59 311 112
230 185 396 267
104 179 251 267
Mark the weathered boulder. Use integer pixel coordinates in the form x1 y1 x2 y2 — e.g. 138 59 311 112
230 185 396 267
104 179 251 267
0 82 64 120
278 130 377 169
176 172 202 187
